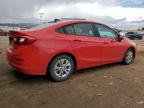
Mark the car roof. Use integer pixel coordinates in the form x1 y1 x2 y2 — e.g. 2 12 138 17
51 20 108 28
26 20 110 31
56 20 100 25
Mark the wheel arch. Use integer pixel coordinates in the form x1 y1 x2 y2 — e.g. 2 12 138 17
46 52 77 74
128 47 136 58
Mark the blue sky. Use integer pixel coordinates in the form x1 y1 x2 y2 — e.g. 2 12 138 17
119 0 144 8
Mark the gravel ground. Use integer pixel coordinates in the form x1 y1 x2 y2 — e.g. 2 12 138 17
0 36 144 108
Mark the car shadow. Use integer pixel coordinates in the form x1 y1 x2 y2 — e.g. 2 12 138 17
73 63 122 76
10 63 123 84
11 70 52 84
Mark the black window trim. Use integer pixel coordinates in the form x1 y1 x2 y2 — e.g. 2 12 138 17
72 23 96 37
56 22 99 37
56 22 119 38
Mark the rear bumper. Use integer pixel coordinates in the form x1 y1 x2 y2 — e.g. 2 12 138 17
6 46 46 75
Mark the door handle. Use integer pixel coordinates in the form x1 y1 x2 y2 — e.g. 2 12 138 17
73 40 82 42
104 41 110 44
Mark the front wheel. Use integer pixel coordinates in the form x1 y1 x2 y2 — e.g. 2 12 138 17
122 49 134 65
48 55 75 82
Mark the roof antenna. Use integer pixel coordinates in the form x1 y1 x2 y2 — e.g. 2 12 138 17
54 19 61 22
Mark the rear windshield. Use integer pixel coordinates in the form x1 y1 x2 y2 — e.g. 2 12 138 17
27 22 56 31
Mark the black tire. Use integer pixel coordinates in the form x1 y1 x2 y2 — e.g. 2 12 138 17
122 49 134 65
48 55 75 82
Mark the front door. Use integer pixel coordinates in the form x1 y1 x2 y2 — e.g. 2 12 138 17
94 24 126 63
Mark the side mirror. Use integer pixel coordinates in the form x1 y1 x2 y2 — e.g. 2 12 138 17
118 34 124 41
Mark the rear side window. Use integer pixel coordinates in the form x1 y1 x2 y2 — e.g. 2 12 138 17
64 25 75 35
56 23 96 37
73 23 95 36
56 27 64 33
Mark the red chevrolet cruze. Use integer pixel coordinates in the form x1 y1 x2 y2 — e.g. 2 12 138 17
6 20 136 81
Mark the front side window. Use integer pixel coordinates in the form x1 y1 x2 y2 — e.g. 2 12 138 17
95 24 117 38
73 23 95 36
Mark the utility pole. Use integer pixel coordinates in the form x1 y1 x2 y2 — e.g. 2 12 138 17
39 13 44 24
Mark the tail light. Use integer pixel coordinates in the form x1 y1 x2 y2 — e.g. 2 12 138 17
9 36 36 45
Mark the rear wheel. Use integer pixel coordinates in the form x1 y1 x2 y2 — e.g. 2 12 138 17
48 55 75 82
122 49 134 65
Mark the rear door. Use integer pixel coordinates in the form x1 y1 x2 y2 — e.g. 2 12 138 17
63 23 104 69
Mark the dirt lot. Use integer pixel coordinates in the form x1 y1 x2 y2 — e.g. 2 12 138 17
0 36 144 108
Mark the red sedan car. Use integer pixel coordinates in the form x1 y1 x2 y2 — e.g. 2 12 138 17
6 20 136 81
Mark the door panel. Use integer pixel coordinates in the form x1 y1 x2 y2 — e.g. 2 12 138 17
68 36 104 69
100 38 126 63
94 24 126 63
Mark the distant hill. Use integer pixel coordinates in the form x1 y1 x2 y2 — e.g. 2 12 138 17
0 23 39 28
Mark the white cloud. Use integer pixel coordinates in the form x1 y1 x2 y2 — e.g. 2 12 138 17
0 0 144 29
36 2 144 22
